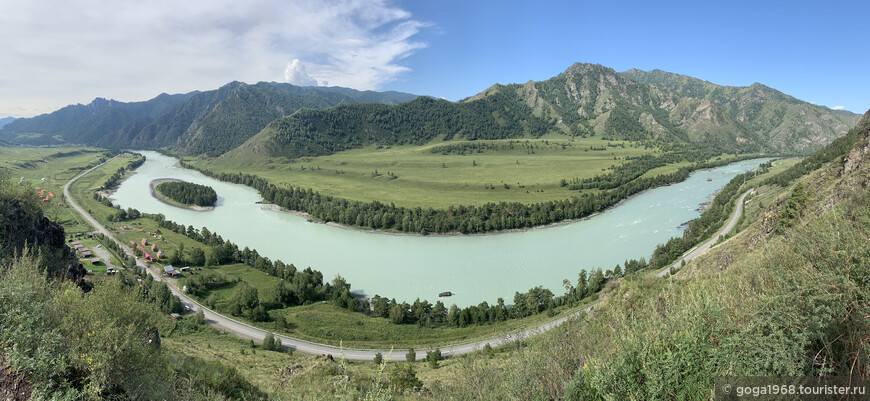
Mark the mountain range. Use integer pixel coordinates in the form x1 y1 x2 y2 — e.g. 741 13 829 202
0 117 15 129
0 83 417 155
237 63 858 159
1 63 859 157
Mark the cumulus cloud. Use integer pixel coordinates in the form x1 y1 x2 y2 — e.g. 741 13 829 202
0 0 426 116
832 105 845 110
284 59 318 86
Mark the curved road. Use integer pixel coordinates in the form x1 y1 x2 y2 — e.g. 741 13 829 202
65 159 752 361
655 189 752 277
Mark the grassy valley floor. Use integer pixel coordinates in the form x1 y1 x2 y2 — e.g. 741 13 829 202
187 137 670 209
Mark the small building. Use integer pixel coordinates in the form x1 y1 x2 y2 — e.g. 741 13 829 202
80 250 93 258
163 265 179 277
179 266 191 272
90 258 101 264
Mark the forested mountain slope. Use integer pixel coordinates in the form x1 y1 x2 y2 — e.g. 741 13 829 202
0 83 418 155
237 63 857 159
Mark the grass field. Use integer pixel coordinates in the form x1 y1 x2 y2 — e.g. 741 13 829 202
67 152 140 222
0 147 107 233
188 137 665 208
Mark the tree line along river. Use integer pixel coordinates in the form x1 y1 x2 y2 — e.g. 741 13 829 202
111 151 769 306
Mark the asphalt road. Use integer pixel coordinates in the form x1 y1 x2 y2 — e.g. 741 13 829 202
655 189 752 278
64 159 752 361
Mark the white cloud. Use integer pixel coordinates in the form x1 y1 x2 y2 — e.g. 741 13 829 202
284 59 318 86
832 105 845 110
0 0 426 116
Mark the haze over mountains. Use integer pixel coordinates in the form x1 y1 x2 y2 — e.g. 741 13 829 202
0 83 417 155
0 117 14 129
1 63 858 158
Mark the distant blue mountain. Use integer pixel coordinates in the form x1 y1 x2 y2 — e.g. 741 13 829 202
0 117 15 129
0 83 419 153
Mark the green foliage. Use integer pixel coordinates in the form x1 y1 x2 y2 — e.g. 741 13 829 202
563 366 602 401
373 352 383 365
775 182 810 232
0 253 266 400
100 153 145 190
405 348 416 362
389 364 422 392
426 348 443 369
193 308 205 325
155 180 218 207
270 94 550 158
0 173 87 287
188 246 206 265
262 332 275 351
0 253 75 398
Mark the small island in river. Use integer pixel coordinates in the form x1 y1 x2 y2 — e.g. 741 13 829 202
150 178 217 211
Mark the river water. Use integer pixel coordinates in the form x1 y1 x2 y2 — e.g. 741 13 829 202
112 151 768 306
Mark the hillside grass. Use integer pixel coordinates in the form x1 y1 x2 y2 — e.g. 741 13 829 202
164 322 461 400
0 147 107 233
735 158 800 232
420 143 870 399
188 137 666 208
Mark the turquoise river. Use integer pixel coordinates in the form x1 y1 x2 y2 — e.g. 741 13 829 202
112 151 769 306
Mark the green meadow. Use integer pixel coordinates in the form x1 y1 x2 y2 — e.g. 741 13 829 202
188 137 664 208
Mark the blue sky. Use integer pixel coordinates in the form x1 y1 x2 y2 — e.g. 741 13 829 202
390 1 869 113
0 0 867 117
